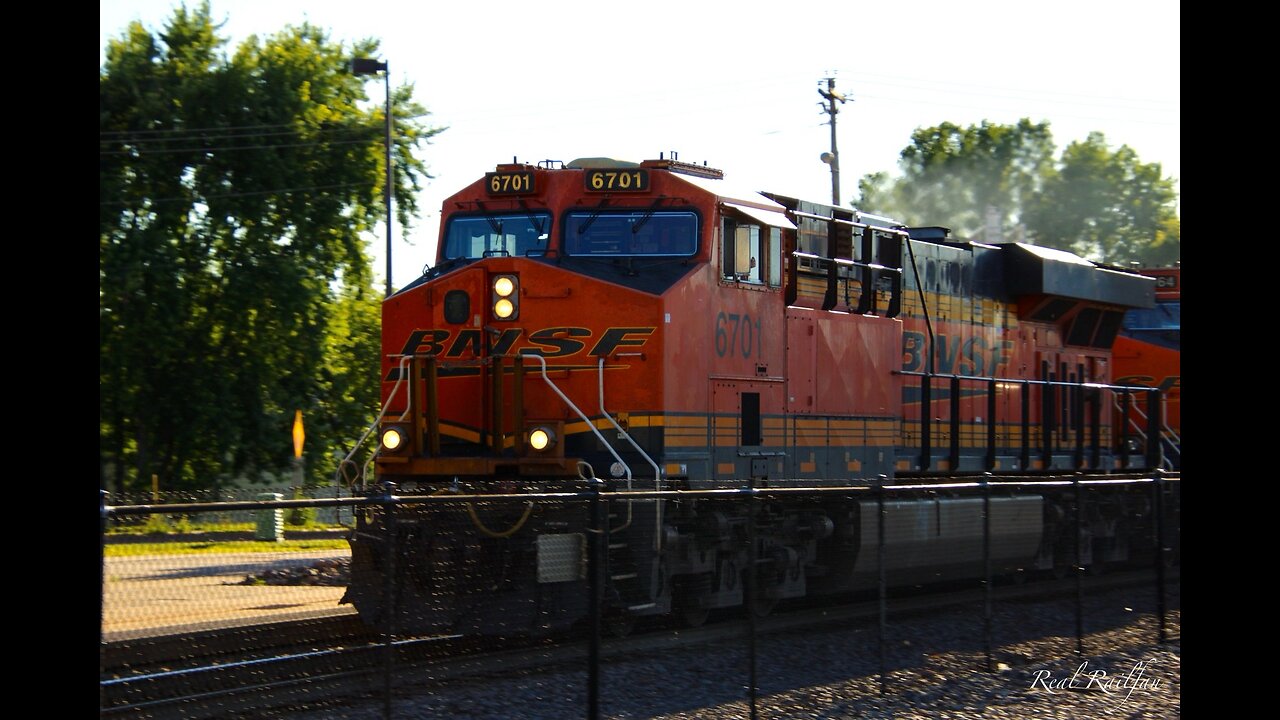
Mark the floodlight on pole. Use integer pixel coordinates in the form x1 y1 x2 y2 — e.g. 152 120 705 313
818 77 847 206
351 58 393 297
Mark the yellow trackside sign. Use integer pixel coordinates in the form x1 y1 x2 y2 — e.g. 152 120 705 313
292 410 304 459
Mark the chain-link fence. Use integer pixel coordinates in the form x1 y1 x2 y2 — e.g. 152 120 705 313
106 485 354 529
100 476 1179 719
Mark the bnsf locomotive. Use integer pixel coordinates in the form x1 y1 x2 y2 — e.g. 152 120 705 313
341 155 1173 634
1112 267 1180 468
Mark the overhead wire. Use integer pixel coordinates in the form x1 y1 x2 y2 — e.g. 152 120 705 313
99 180 374 206
98 111 434 144
98 135 378 157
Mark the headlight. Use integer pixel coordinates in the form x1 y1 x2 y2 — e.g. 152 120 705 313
528 426 556 452
380 426 407 452
492 275 519 320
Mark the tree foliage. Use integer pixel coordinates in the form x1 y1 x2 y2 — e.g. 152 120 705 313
1022 132 1178 263
100 2 443 492
855 120 1178 265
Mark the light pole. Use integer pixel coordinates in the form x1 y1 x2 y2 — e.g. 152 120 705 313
352 57 393 297
818 77 847 206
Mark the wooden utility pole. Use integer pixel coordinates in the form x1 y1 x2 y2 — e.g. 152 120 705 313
818 77 848 205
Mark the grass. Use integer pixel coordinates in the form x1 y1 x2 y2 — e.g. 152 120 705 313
104 538 349 557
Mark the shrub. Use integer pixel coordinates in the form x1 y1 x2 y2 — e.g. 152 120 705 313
143 514 171 535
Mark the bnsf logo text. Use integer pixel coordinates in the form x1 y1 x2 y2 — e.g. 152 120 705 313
398 326 655 359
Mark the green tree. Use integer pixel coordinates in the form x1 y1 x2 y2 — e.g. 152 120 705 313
1022 132 1178 263
855 122 1179 265
856 119 1055 239
1140 216 1180 267
100 2 443 492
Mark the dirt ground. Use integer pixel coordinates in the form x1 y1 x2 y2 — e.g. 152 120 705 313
102 549 353 639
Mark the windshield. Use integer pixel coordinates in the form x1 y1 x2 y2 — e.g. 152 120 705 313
563 210 698 257
442 212 552 259
1123 301 1180 331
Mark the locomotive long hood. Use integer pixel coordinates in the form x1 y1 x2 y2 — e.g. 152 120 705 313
1003 243 1156 309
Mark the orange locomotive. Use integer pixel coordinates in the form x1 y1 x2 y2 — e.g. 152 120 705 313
342 156 1172 633
1112 267 1180 468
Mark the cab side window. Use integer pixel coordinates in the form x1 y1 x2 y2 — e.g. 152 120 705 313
722 216 762 284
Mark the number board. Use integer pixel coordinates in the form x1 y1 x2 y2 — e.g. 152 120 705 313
486 171 535 196
584 168 650 192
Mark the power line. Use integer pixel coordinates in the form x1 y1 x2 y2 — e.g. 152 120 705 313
99 180 374 207
98 135 378 157
98 112 435 142
100 125 376 147
99 120 321 138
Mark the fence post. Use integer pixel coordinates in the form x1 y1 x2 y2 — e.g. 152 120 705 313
920 376 932 471
1072 367 1084 469
1152 472 1167 644
1073 474 1084 655
985 379 997 470
334 471 344 527
100 489 108 713
100 489 108 645
877 475 888 696
1120 391 1132 469
744 483 759 720
982 474 992 672
379 482 398 720
1088 385 1101 469
1146 389 1162 469
255 492 284 541
1042 365 1055 468
587 478 603 720
1020 382 1031 471
949 374 960 470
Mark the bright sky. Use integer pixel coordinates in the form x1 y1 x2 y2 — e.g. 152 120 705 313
101 0 1180 290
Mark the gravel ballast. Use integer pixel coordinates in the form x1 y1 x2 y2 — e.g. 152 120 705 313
266 577 1178 719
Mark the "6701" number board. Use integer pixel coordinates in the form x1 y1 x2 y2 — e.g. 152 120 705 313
584 168 649 192
485 171 535 195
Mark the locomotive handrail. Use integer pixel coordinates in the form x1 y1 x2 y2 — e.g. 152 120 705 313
788 210 913 237
526 353 634 489
336 355 414 489
598 357 664 551
1111 391 1179 470
597 357 662 485
896 369 1155 392
526 353 640 538
894 369 1170 472
791 251 903 275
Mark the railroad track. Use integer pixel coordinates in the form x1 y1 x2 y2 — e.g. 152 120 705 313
99 567 1178 718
